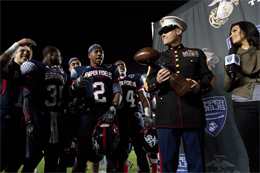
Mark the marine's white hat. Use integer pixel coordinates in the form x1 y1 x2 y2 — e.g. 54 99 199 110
158 16 187 35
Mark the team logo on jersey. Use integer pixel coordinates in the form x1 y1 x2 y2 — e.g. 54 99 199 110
13 71 21 78
45 72 65 84
53 65 64 74
85 70 112 80
104 64 112 68
119 80 137 87
208 0 239 28
182 50 199 57
206 155 240 172
128 74 135 78
203 96 227 137
58 66 65 74
134 112 141 118
177 154 188 173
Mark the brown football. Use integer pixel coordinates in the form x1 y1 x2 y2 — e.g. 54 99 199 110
133 47 160 65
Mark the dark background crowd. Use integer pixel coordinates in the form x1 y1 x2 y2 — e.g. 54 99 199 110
1 1 188 75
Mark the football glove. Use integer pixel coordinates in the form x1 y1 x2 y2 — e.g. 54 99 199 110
72 71 91 90
26 120 39 141
99 106 116 123
143 116 154 127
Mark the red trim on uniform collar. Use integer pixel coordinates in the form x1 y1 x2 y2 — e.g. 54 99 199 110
92 66 100 68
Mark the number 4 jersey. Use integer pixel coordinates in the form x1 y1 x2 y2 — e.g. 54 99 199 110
118 74 145 112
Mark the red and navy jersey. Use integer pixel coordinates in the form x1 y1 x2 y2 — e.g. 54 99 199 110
21 60 67 113
118 74 145 112
0 60 24 112
70 64 122 108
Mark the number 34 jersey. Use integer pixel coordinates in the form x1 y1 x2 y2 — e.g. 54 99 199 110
70 64 122 107
118 74 145 112
21 60 67 112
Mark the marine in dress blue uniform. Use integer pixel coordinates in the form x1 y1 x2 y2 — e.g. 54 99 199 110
146 16 216 173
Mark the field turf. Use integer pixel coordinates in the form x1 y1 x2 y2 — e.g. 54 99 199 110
17 151 143 173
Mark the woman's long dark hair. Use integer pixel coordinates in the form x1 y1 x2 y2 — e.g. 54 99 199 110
230 21 260 50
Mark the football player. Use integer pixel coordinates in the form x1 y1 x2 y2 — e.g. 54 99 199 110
111 60 152 172
0 38 36 172
65 57 82 134
138 89 158 173
70 44 122 172
21 46 67 172
58 57 91 172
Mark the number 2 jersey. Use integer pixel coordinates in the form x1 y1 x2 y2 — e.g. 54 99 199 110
70 64 122 109
118 74 145 112
21 60 67 121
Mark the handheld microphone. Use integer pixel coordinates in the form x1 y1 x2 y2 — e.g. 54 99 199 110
225 54 240 79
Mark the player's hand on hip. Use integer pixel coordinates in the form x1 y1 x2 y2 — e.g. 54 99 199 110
72 71 91 90
99 106 116 124
156 68 171 84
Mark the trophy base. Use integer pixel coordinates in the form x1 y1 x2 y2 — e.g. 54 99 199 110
169 74 194 97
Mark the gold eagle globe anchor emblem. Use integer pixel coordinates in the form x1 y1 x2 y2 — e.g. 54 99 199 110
208 0 239 28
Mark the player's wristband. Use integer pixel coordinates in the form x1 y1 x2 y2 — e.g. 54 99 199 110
144 107 150 117
5 42 19 58
71 83 75 90
71 82 77 90
111 102 119 110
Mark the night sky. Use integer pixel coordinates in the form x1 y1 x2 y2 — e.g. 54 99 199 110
1 1 188 75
